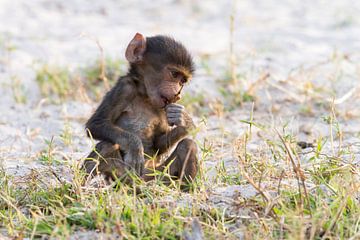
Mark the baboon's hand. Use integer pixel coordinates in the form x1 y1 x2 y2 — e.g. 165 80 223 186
123 150 144 176
165 104 194 129
118 135 145 175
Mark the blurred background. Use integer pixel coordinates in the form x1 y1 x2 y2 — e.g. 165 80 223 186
1 1 360 239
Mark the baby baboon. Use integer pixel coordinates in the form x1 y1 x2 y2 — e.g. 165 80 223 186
83 33 198 183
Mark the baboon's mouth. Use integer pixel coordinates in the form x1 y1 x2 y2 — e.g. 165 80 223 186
160 95 170 107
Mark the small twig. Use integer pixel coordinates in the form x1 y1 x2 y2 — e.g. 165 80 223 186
331 86 358 105
246 72 270 95
79 32 110 91
271 76 359 105
330 100 343 157
49 168 64 184
229 0 238 87
276 129 312 217
280 216 285 240
277 169 285 195
276 129 303 207
238 154 270 202
0 194 26 222
267 80 303 102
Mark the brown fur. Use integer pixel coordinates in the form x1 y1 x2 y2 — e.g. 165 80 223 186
82 33 198 184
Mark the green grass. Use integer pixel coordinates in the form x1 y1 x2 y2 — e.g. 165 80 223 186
3 49 360 239
0 33 17 65
34 57 126 103
35 64 71 102
60 122 73 147
1 110 359 239
81 57 126 100
0 167 234 239
216 70 262 111
179 92 207 116
10 75 27 104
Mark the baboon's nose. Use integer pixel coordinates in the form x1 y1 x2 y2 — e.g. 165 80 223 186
161 95 170 106
173 94 181 102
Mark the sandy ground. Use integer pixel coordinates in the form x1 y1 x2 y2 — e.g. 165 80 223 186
0 0 360 237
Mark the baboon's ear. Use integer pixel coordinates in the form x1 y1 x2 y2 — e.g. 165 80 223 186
125 33 146 63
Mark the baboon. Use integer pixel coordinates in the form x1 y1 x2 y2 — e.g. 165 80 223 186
82 33 198 184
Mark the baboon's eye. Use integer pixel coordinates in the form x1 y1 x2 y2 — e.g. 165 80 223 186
171 70 180 79
180 77 188 85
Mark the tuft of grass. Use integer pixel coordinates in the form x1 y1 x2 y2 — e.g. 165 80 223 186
218 72 245 110
35 64 71 102
81 58 126 100
215 160 242 185
38 138 62 166
60 122 73 146
233 109 360 239
217 71 269 111
0 34 17 65
0 134 238 239
0 168 236 239
10 75 27 104
179 92 207 116
34 57 126 103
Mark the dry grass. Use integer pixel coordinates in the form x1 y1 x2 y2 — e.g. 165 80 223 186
1 69 360 238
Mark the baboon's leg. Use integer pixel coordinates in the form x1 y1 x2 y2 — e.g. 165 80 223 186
82 141 126 181
143 138 198 183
